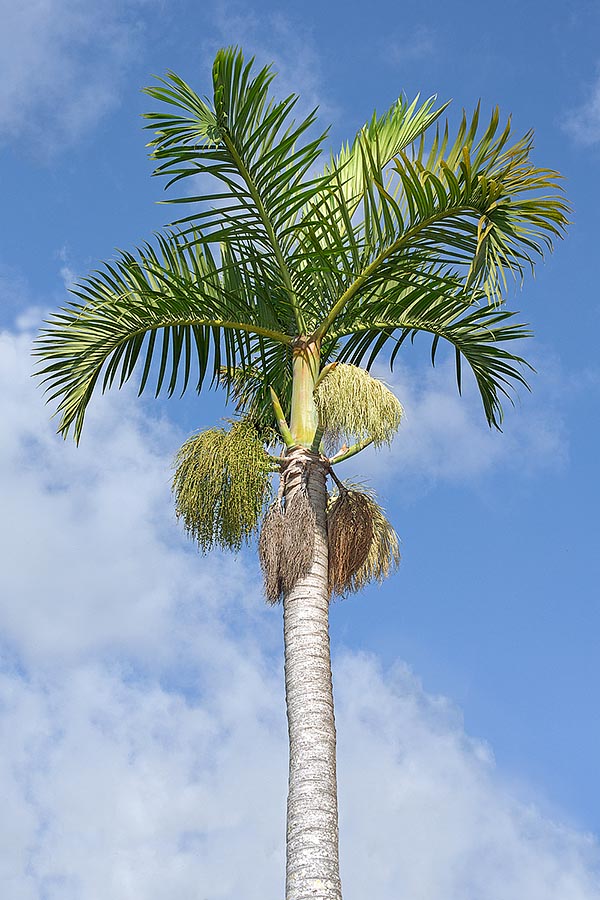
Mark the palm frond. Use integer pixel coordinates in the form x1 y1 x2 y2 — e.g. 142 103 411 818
304 93 447 239
35 49 569 448
144 47 331 332
34 234 292 441
334 292 533 429
218 361 290 443
305 105 568 340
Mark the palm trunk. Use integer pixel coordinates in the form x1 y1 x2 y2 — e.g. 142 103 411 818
275 337 342 899
282 450 342 900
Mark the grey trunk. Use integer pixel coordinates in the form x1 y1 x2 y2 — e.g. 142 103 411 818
283 450 342 900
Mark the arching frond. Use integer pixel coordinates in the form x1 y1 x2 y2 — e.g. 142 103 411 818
306 105 568 339
35 47 569 447
308 93 447 236
35 234 292 441
334 293 532 429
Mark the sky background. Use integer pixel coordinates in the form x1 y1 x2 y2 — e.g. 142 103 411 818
1 1 599 898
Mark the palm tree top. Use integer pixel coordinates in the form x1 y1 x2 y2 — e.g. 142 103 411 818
35 46 569 442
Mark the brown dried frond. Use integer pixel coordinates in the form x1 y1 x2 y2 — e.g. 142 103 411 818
327 483 400 597
258 490 316 604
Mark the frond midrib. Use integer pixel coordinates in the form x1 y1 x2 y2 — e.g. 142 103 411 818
220 128 306 333
311 202 503 341
37 316 293 364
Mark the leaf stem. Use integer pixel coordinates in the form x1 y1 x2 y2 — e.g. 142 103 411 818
329 437 374 465
312 205 484 342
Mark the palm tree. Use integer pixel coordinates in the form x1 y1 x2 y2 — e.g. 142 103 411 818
35 48 568 900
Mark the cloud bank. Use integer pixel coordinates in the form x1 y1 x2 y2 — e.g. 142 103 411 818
340 355 567 496
1 318 598 899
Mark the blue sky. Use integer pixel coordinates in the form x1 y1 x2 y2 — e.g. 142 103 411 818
1 1 599 898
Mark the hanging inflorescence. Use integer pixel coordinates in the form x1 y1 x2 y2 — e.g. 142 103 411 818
314 363 403 453
174 366 403 602
172 419 273 553
327 482 400 598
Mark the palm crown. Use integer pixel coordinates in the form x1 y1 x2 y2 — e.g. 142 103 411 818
35 48 570 898
37 47 567 446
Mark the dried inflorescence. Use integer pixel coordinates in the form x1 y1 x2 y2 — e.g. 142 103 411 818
260 461 400 603
327 484 400 597
259 490 316 604
327 489 374 596
172 419 272 552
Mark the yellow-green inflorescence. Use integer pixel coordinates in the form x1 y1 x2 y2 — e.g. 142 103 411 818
314 363 403 453
172 419 273 552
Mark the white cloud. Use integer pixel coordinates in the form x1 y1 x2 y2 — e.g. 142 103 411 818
56 246 77 291
1 318 599 899
337 656 600 900
0 1 152 153
0 664 288 900
341 354 568 491
0 325 272 669
1 656 599 900
563 72 600 146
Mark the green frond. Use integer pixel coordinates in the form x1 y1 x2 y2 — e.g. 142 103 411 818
334 295 532 429
218 366 283 445
172 419 273 552
35 47 569 451
308 104 569 342
314 363 403 452
327 483 400 597
218 348 293 440
143 47 331 332
34 234 292 442
313 93 447 230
